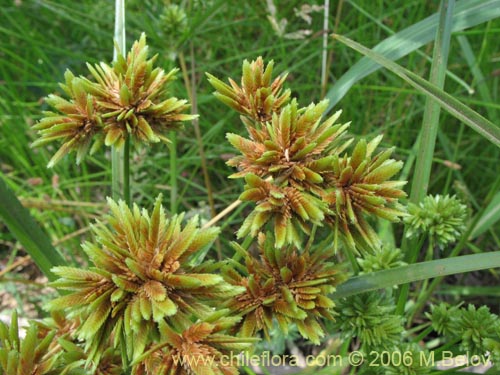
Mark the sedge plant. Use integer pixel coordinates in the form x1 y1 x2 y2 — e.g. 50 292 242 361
2 2 500 375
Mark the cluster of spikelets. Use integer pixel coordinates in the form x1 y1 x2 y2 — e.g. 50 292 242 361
45 195 254 373
32 33 195 167
208 57 407 253
333 292 404 352
428 303 500 367
221 233 345 344
132 312 256 375
0 309 254 375
405 194 468 248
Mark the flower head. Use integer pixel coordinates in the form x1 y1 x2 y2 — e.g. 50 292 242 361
322 136 407 253
357 246 406 274
84 33 196 148
222 233 345 344
32 33 195 167
405 194 468 247
334 292 404 351
237 173 328 248
207 57 290 122
132 313 256 375
225 99 350 183
46 195 236 361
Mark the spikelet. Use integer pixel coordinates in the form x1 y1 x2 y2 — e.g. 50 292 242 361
207 57 290 122
31 70 105 168
0 311 62 374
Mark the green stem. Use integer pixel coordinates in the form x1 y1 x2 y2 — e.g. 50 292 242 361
169 131 177 214
396 235 425 314
407 0 454 258
111 0 130 205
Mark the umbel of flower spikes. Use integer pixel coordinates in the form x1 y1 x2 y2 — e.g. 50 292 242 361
132 312 257 375
46 195 239 362
206 56 290 122
229 101 351 248
32 33 196 167
221 233 345 344
405 194 467 248
322 136 407 253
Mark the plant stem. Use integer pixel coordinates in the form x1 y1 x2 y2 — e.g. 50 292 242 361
409 0 454 204
202 199 242 229
111 0 130 205
320 0 330 98
169 131 177 214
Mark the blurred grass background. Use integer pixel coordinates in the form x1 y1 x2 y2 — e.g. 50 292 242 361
0 0 499 308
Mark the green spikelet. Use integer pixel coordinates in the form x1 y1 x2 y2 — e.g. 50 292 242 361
0 311 63 375
405 194 468 248
357 246 406 274
334 292 404 351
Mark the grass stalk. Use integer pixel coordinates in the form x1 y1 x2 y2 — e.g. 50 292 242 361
169 131 178 214
111 0 130 205
320 0 330 98
409 0 454 204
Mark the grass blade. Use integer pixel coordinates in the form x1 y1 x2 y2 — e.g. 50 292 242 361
470 191 500 239
333 251 500 299
325 0 500 111
332 34 500 147
0 175 66 281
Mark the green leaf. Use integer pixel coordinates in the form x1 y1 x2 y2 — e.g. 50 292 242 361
332 34 500 148
325 0 500 111
0 175 66 281
470 191 500 239
334 251 500 299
